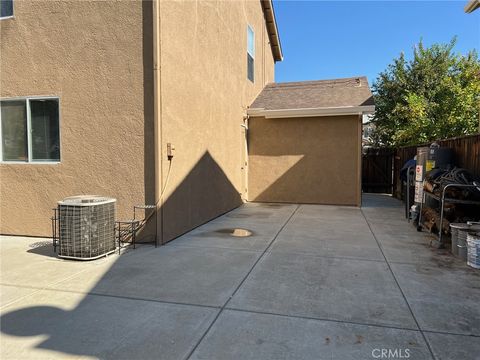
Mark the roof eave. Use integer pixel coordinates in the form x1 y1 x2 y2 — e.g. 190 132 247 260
465 0 480 12
247 106 376 119
261 0 283 62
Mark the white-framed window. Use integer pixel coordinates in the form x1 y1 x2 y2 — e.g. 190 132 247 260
0 0 14 19
247 25 255 83
0 97 61 163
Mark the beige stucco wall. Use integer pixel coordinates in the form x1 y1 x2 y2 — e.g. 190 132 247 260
158 0 275 241
248 115 362 206
0 1 154 236
1 0 276 239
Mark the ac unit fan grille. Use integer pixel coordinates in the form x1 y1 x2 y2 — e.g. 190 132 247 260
58 200 116 259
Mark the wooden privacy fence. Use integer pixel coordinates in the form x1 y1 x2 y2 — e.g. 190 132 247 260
392 134 480 199
362 147 394 193
362 134 480 196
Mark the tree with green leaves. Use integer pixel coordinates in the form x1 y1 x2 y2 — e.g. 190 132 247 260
371 38 480 147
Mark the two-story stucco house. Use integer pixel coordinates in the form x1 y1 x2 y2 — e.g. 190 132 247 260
1 0 375 244
0 0 283 243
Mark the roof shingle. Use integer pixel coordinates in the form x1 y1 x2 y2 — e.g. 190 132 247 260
250 76 374 111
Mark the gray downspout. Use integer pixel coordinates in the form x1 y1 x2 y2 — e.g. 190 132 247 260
153 0 163 244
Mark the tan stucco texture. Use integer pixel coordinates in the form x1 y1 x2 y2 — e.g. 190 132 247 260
158 0 275 241
1 0 276 239
248 115 362 206
0 1 152 236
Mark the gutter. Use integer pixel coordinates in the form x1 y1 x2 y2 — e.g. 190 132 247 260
261 0 283 62
247 105 376 119
465 0 480 12
153 0 163 244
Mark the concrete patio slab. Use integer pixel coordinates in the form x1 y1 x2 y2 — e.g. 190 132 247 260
424 332 480 360
270 211 384 261
223 202 298 219
167 203 297 251
170 229 275 251
0 290 217 360
368 222 423 236
286 216 373 234
391 262 480 335
191 203 298 228
270 234 384 261
47 245 260 307
381 244 455 265
366 217 415 227
1 194 479 360
1 250 95 289
292 207 370 228
0 285 39 309
0 236 126 289
190 310 432 360
228 252 417 329
295 204 364 217
361 193 405 208
361 205 404 217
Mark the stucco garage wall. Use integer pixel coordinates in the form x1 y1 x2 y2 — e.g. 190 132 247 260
247 115 362 206
159 0 275 241
0 1 152 236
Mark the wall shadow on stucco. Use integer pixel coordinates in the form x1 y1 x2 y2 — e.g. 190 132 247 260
162 151 243 242
0 151 242 358
249 153 360 206
247 117 361 206
140 0 157 240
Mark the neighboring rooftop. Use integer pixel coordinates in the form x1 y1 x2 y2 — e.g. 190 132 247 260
250 77 374 112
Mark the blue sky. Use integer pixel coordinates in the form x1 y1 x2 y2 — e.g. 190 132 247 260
273 1 480 86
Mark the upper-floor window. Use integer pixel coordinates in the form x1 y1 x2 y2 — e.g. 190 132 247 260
0 0 13 19
0 97 60 162
247 25 255 83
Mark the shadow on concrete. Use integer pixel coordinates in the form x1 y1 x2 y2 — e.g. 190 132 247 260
0 150 242 358
361 193 400 208
162 152 242 242
26 241 57 258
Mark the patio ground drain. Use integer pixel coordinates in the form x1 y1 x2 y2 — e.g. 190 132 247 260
215 228 253 237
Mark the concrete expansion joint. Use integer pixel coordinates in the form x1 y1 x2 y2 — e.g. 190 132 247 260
2 281 478 340
360 208 438 360
225 307 421 333
184 204 301 360
167 243 262 254
225 306 479 338
224 307 480 339
0 282 222 311
263 250 388 264
0 264 97 310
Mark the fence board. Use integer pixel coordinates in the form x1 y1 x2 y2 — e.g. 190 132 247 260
392 134 480 199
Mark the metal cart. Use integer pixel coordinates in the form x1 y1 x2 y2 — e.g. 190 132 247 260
418 182 480 248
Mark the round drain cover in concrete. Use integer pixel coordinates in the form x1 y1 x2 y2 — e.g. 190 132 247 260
215 228 253 237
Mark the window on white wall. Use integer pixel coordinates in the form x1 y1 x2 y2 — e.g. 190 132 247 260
247 25 255 82
0 0 13 19
0 98 60 162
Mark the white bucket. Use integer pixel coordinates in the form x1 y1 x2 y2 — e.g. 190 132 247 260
466 232 480 269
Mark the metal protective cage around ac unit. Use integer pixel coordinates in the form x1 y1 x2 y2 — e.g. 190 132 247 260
57 195 116 260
